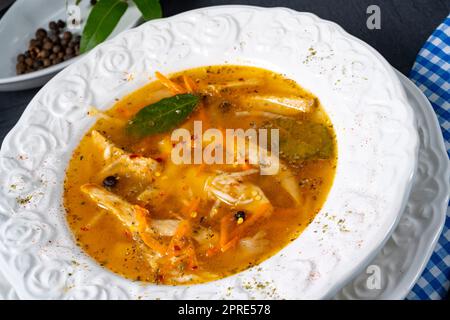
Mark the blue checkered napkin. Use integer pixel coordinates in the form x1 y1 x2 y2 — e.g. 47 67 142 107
407 14 450 300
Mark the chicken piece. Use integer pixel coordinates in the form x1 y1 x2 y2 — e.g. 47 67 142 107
80 184 167 253
81 183 137 229
136 186 169 207
224 134 301 204
276 165 301 205
192 226 219 251
81 183 206 277
203 170 274 253
239 231 269 256
148 219 180 237
205 78 262 94
91 130 161 178
234 110 288 119
205 171 270 209
239 95 315 116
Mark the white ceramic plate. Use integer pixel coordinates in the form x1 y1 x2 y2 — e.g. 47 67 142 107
0 0 142 91
0 6 418 299
336 71 450 299
1 69 445 300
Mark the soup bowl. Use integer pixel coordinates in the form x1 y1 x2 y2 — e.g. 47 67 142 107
0 5 418 299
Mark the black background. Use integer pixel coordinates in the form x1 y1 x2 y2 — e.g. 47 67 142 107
1 0 449 142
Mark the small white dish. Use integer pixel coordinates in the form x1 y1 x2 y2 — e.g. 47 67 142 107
0 0 142 91
0 6 418 299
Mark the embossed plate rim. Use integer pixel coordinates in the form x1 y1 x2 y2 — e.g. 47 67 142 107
1 69 444 300
0 5 419 299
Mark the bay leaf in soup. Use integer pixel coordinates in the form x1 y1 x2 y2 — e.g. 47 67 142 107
126 94 199 137
262 118 335 163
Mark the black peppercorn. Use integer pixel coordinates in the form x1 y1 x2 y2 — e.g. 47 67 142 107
49 34 59 43
16 19 81 74
103 176 118 188
63 31 72 41
235 211 246 221
57 19 66 29
65 47 74 55
29 39 38 48
16 62 26 74
35 28 47 39
33 60 43 69
49 21 57 30
52 57 62 65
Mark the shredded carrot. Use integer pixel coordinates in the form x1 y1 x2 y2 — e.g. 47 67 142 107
220 236 238 252
219 203 273 253
166 220 198 270
183 75 197 93
184 245 199 270
230 203 272 241
135 205 150 229
139 232 167 255
172 219 191 240
183 197 201 217
134 205 167 255
205 246 219 257
219 215 234 247
155 71 185 94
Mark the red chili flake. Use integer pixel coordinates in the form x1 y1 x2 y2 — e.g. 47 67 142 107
174 245 181 251
124 230 132 239
80 226 89 231
129 154 141 159
156 274 164 283
155 157 163 163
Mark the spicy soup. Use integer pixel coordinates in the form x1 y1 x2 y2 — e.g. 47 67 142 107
64 65 337 284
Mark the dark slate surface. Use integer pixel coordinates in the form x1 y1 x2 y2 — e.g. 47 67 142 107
1 0 449 143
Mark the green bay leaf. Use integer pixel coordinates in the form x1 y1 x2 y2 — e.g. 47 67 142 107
133 0 162 21
80 0 128 53
126 94 199 137
262 118 335 163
